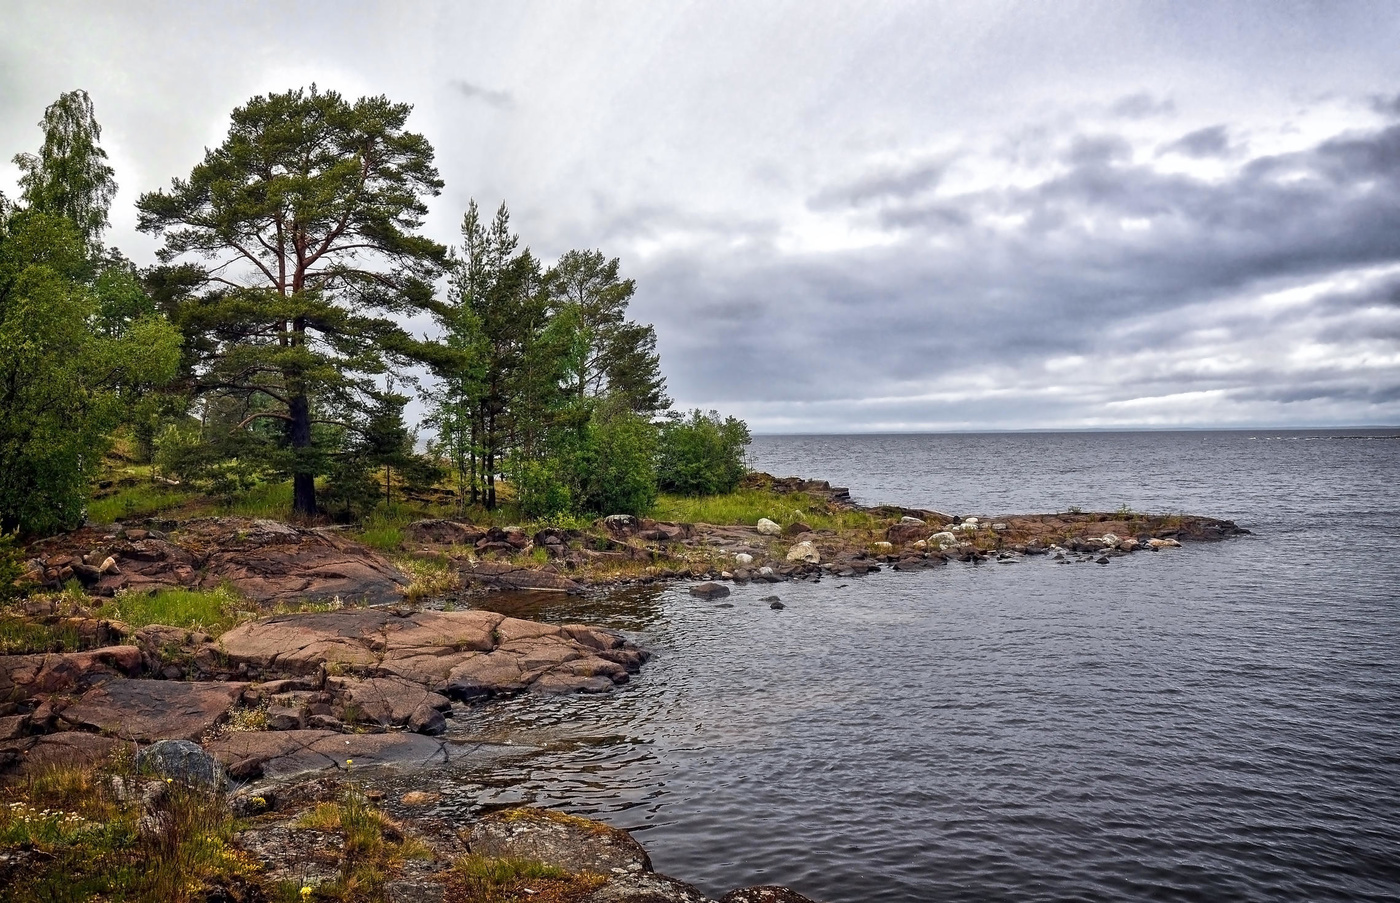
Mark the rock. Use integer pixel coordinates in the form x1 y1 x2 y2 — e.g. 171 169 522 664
1101 533 1120 546
586 873 712 903
769 601 785 610
98 556 119 574
330 675 451 729
755 518 781 536
898 515 925 525
991 523 1008 532
871 541 893 553
400 790 440 807
265 705 303 731
928 531 957 548
785 541 820 564
1148 538 1181 549
603 514 640 536
884 522 927 544
689 582 731 599
408 703 447 736
403 519 486 546
0 646 143 702
758 566 774 576
734 552 754 566
0 732 133 778
59 679 248 742
0 716 28 741
1119 538 1139 552
135 739 226 789
720 888 821 903
219 609 645 699
206 729 473 780
459 560 585 593
1096 556 1110 564
782 522 813 537
467 807 652 875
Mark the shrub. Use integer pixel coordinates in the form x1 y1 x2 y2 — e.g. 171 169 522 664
655 409 750 496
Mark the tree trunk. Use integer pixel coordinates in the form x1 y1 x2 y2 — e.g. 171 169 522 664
289 392 317 516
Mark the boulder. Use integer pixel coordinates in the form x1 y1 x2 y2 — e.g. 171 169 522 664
755 518 782 536
403 519 486 546
603 514 639 536
587 873 712 903
59 679 248 742
688 582 731 599
884 522 927 544
135 739 226 789
782 522 813 537
733 553 754 566
1148 538 1181 549
928 531 958 548
871 541 893 553
329 675 451 730
467 807 652 876
0 646 143 702
785 541 820 564
898 515 925 525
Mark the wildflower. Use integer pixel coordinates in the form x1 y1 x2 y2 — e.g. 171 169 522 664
301 887 313 899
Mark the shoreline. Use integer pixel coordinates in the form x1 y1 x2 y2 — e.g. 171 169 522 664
0 473 1251 900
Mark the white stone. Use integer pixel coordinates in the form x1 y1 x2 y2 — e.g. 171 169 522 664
910 540 927 550
758 566 774 576
1148 537 1181 549
964 517 979 525
928 531 958 546
756 518 782 536
991 523 1008 531
899 515 925 525
1101 533 1120 546
734 553 754 565
872 541 894 552
785 541 820 564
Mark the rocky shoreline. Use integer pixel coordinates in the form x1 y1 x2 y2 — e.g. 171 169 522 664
0 474 1249 900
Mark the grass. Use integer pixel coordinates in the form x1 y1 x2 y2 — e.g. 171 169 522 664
651 488 880 532
284 791 433 902
223 480 295 518
0 758 252 903
86 482 195 524
0 616 87 654
95 584 246 635
448 855 606 903
396 555 461 604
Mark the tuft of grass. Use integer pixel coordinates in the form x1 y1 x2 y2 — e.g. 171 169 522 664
288 792 433 902
0 758 251 902
396 556 460 604
223 480 294 518
0 616 87 655
96 584 245 635
448 854 606 903
86 483 193 524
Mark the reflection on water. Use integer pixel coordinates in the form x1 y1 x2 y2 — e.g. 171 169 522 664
382 431 1400 903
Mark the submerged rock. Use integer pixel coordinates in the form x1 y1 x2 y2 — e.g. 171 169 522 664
689 582 731 599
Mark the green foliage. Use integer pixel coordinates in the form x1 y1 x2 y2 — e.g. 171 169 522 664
96 584 245 634
514 405 657 518
0 531 26 604
448 853 605 903
655 409 751 496
85 483 190 524
0 211 181 535
651 488 880 532
12 89 117 252
137 85 449 516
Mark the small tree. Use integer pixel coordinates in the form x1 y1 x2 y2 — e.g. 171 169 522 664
656 409 751 496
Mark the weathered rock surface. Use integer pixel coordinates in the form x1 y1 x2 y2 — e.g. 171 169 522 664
0 732 133 778
755 518 782 536
458 560 584 593
206 729 477 779
404 519 487 546
328 675 451 732
59 679 247 742
720 888 821 903
586 873 713 902
0 646 143 701
467 807 653 876
218 608 647 699
785 541 820 564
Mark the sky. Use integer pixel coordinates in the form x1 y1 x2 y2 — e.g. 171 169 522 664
3 0 1400 432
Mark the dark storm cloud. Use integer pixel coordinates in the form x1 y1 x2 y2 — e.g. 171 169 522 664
449 79 514 109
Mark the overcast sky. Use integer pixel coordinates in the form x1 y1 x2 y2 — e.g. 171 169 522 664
4 1 1400 432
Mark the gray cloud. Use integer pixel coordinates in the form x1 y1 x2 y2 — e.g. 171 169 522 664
448 79 513 109
4 1 1400 431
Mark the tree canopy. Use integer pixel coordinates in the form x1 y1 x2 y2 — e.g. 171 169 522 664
136 86 449 515
13 89 117 254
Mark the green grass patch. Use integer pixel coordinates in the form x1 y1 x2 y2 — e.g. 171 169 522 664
222 480 294 517
651 489 879 532
96 584 245 634
0 616 88 655
449 854 605 903
86 483 194 524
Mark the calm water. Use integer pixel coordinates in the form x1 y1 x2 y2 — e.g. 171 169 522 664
393 430 1400 901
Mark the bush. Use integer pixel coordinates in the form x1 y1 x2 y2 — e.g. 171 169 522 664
513 405 657 518
655 409 750 496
